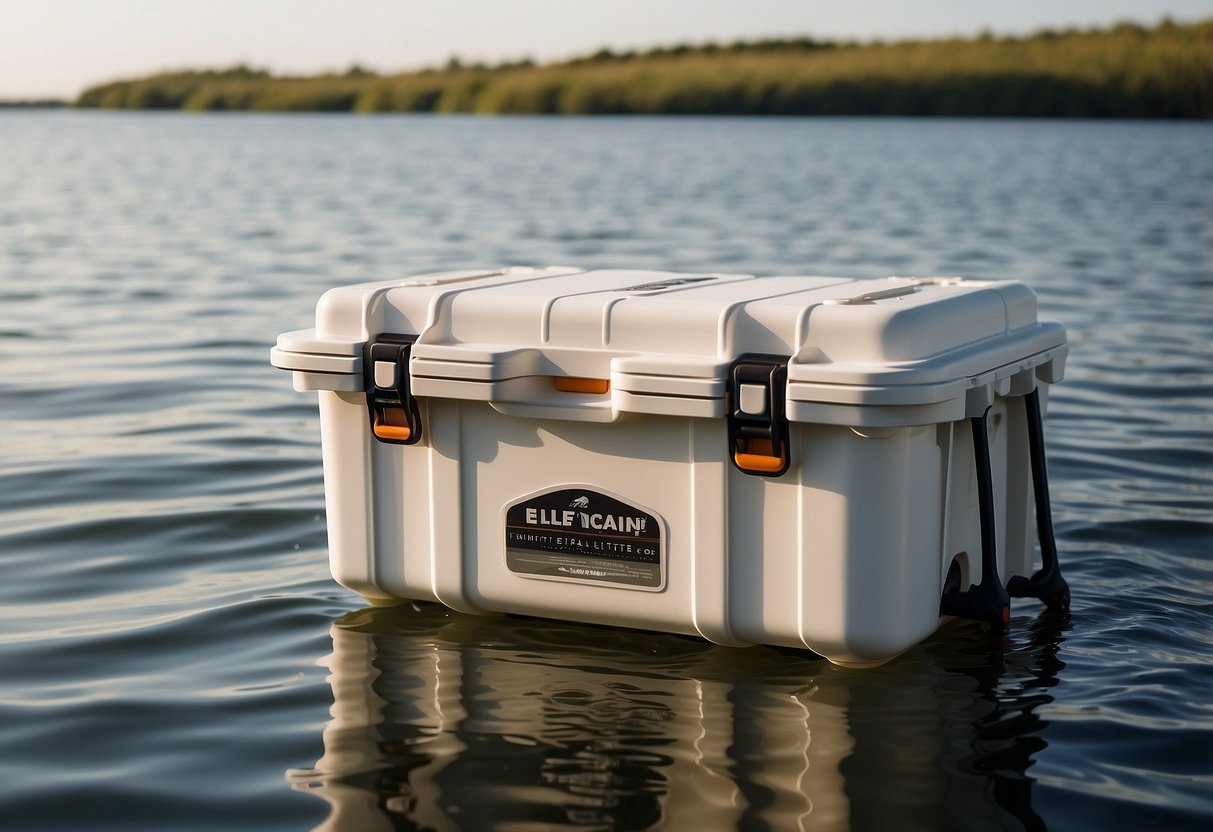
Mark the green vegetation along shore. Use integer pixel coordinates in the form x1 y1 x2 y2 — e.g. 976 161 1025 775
76 18 1212 118
0 99 67 108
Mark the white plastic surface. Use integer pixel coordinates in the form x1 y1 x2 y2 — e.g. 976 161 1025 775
372 361 397 390
272 268 1067 665
737 384 766 416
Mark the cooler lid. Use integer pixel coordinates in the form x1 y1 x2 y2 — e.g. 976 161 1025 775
783 276 1067 423
269 267 581 390
271 330 364 391
273 268 1066 423
406 270 853 421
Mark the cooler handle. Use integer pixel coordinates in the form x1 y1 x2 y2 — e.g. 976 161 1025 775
940 409 1011 630
1006 388 1071 609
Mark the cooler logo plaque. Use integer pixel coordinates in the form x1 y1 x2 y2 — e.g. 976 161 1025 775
504 487 665 590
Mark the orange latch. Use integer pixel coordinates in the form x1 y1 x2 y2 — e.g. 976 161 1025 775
373 408 413 442
365 335 422 445
553 377 611 394
733 437 787 473
727 355 791 477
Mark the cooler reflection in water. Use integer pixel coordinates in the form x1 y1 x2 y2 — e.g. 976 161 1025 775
288 605 1066 831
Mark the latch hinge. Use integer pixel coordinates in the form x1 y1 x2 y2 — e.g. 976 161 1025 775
364 334 422 445
727 354 791 477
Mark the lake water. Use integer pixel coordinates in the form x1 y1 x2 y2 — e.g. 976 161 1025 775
1 112 1210 831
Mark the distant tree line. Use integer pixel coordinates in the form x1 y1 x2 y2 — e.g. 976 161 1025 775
75 19 1213 118
0 99 68 108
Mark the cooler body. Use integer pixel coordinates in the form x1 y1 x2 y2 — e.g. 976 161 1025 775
272 267 1067 666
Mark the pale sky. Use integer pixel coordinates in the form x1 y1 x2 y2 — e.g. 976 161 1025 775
0 0 1208 99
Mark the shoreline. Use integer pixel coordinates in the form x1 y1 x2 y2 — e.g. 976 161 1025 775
70 19 1213 120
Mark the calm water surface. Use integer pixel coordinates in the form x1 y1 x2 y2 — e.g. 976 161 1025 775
0 113 1210 830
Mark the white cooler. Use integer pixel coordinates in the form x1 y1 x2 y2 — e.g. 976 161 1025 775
271 267 1071 666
